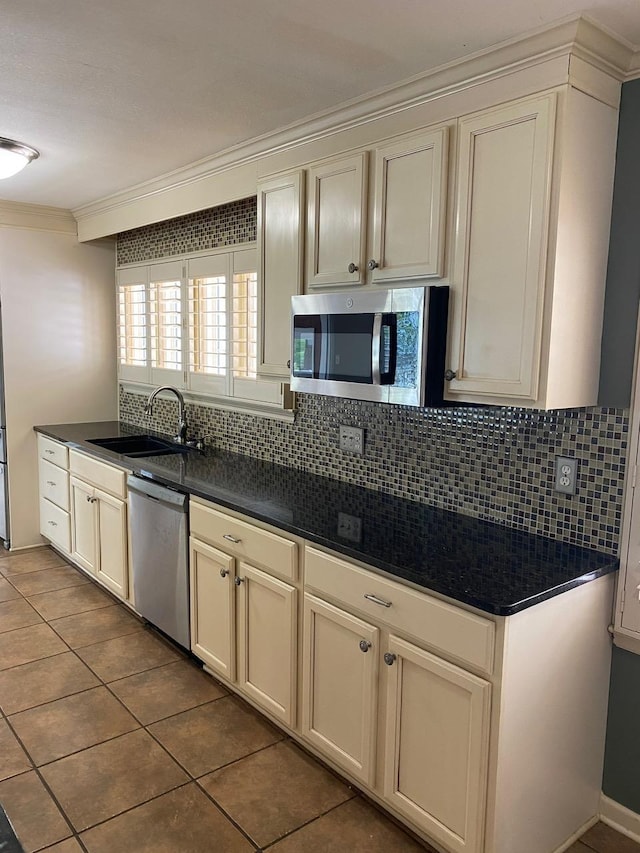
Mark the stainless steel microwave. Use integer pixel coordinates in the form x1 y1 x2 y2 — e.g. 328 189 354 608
290 286 449 407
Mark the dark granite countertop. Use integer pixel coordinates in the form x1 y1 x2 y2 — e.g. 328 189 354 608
34 421 619 617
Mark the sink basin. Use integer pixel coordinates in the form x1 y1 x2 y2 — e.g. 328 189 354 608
86 435 193 458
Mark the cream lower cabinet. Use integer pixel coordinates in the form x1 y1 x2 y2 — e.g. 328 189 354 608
302 549 491 853
383 635 491 853
38 436 71 553
189 497 298 727
301 594 379 787
68 450 129 599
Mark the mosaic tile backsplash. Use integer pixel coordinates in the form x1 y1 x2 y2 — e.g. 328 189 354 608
117 197 257 265
119 387 627 555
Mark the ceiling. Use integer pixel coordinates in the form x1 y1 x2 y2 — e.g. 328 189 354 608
1 0 639 212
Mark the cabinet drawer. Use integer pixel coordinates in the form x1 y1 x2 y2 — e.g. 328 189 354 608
190 498 297 581
305 547 495 675
69 450 126 499
38 435 68 469
38 458 70 511
39 497 71 553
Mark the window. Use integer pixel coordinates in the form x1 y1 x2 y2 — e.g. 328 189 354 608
117 246 287 410
117 268 149 383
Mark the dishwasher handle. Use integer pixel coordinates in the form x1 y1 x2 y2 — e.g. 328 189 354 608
127 475 188 511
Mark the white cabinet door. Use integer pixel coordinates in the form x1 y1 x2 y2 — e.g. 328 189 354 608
189 538 236 680
448 94 555 402
301 593 379 786
370 129 448 281
306 153 368 288
257 171 305 378
383 635 491 853
236 563 297 727
95 489 128 599
70 476 97 575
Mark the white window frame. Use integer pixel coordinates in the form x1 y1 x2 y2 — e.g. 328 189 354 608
116 242 293 417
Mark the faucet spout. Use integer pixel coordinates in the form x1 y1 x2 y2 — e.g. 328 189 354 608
145 386 188 444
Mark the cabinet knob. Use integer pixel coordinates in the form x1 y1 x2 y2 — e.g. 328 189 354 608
347 262 359 274
223 534 241 544
367 259 379 271
444 369 457 382
91 496 98 503
219 568 229 578
45 449 55 455
287 360 291 369
383 652 397 666
234 576 245 586
86 495 91 503
359 639 372 653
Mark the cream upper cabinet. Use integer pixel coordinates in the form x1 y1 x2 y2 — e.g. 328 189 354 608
306 153 369 288
447 88 618 408
257 171 305 377
383 635 491 853
369 128 448 282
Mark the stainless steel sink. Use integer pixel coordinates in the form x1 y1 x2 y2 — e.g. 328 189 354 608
86 435 193 458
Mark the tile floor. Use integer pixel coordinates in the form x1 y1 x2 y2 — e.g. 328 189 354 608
0 547 636 853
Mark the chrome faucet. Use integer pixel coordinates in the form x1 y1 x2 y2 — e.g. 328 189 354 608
144 386 188 444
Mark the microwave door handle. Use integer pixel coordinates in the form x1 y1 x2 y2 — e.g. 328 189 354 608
371 313 382 384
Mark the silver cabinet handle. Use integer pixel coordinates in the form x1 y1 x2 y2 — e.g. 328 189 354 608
223 534 241 544
364 593 392 608
47 520 57 527
367 259 379 270
86 495 91 502
359 640 371 653
444 369 457 381
234 576 245 586
384 652 397 666
219 568 229 578
46 480 56 487
348 262 359 273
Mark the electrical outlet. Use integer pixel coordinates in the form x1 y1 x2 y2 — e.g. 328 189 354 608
555 456 578 495
338 512 362 543
339 425 364 455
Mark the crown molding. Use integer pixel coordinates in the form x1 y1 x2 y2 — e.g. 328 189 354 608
627 53 640 81
73 14 633 238
0 200 77 234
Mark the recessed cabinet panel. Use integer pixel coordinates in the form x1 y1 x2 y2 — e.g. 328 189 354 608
371 129 448 281
236 563 297 726
257 171 305 377
189 538 236 680
384 635 491 853
306 153 368 287
302 593 378 786
39 498 71 553
96 489 128 598
70 476 97 575
38 458 69 512
448 94 555 401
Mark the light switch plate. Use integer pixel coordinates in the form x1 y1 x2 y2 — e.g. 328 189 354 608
555 456 578 495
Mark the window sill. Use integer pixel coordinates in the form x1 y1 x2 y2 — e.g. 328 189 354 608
119 380 296 424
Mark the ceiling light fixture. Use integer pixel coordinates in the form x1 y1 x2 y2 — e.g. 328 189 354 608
0 137 39 179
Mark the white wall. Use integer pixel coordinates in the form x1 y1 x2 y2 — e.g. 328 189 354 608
0 227 117 549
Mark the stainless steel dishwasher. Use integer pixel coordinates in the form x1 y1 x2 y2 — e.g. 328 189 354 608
127 475 190 649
